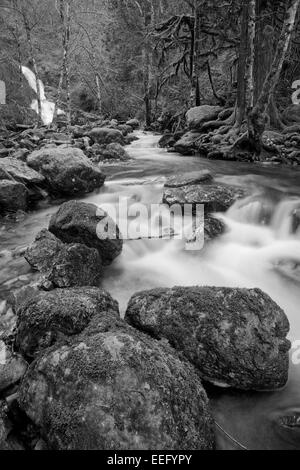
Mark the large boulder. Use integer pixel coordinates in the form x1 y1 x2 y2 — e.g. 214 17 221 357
18 316 214 450
100 143 130 161
0 158 45 186
16 287 119 359
49 201 123 265
0 180 28 212
173 131 202 155
163 183 246 213
89 128 125 146
186 106 222 130
126 118 140 129
27 147 105 195
0 341 27 392
25 229 102 288
125 286 291 391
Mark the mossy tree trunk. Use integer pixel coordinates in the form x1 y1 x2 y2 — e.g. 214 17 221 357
248 0 300 152
190 0 201 107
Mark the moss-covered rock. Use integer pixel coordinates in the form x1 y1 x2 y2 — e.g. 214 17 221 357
164 170 213 188
18 316 214 450
162 183 246 213
16 287 119 359
0 180 28 213
125 286 291 391
89 128 125 146
49 201 123 265
27 147 106 196
25 229 102 288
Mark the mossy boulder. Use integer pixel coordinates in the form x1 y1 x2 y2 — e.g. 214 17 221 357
0 180 28 213
162 183 246 213
125 286 291 391
164 170 213 188
27 147 105 196
25 229 102 288
49 201 123 265
16 287 119 359
186 106 222 130
89 128 125 146
0 158 45 187
18 315 214 450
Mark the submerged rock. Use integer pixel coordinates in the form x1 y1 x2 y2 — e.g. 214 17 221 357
27 147 105 195
18 316 214 450
49 201 123 265
0 180 28 213
165 170 213 188
163 183 246 213
125 286 291 391
89 128 125 146
16 287 119 359
25 229 102 288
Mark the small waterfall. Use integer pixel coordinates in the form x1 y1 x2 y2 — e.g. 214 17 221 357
228 194 300 238
21 66 64 125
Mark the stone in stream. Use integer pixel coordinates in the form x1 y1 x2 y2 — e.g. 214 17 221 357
16 287 119 359
49 201 123 265
0 180 28 213
25 229 102 289
125 286 291 391
27 147 105 196
162 183 246 213
89 127 125 146
164 170 213 188
18 313 214 450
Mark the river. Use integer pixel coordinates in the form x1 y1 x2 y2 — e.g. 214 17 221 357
1 131 300 449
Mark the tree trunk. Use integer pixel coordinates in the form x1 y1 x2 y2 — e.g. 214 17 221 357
64 0 72 127
22 13 42 124
248 0 300 151
235 0 249 126
53 0 72 127
246 0 256 114
190 0 201 107
143 1 153 127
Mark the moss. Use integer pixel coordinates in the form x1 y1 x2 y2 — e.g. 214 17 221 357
18 320 215 450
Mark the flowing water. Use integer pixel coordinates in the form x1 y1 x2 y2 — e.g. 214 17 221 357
1 131 300 449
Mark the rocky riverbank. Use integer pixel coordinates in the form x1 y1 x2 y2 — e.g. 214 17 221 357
0 175 292 449
158 104 300 166
0 118 139 217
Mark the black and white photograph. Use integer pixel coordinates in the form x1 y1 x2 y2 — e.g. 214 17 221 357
0 0 299 455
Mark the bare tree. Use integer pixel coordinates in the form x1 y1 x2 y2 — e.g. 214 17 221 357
53 0 73 126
